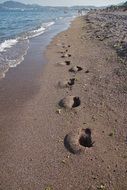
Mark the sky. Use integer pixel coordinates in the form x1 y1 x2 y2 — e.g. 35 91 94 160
0 0 125 6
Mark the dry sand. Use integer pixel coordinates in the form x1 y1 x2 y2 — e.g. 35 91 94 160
0 15 127 190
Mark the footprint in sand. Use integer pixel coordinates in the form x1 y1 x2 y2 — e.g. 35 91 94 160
64 128 94 154
65 60 71 65
57 60 71 66
69 66 83 73
59 95 81 109
61 53 71 58
58 78 76 89
58 49 68 54
62 45 71 49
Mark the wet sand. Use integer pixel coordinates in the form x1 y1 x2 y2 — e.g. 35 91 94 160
0 14 127 190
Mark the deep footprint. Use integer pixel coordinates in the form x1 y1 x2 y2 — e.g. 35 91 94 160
57 61 70 66
65 60 71 65
61 54 71 58
68 78 76 86
69 66 83 73
58 78 76 88
59 95 81 109
64 128 93 154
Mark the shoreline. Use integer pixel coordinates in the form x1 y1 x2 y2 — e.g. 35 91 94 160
0 13 127 190
0 16 73 113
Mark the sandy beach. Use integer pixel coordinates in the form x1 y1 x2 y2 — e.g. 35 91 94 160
0 12 127 190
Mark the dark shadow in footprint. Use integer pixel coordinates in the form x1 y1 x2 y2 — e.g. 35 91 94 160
79 128 93 148
68 78 75 86
85 70 89 73
59 99 64 107
72 97 81 108
61 54 71 58
59 96 81 109
65 61 71 65
77 66 83 71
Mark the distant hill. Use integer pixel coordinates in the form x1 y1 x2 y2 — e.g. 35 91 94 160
2 1 27 8
0 1 45 10
0 1 97 11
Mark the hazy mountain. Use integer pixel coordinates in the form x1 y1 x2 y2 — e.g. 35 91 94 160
0 1 97 11
0 1 49 10
2 1 27 8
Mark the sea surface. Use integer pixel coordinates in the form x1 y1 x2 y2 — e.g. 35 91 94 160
0 9 77 78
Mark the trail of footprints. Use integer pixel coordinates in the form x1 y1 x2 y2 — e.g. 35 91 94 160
56 41 93 154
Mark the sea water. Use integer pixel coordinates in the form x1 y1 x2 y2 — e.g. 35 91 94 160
0 9 77 78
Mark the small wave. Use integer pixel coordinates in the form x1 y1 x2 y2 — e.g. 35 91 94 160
0 38 29 79
0 21 55 54
43 21 55 27
28 26 45 38
0 21 55 79
28 21 55 38
59 17 63 20
9 43 29 68
0 39 18 53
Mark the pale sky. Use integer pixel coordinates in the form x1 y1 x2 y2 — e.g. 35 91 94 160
0 0 125 6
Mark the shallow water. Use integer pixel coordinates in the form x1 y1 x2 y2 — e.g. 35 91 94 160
0 9 77 78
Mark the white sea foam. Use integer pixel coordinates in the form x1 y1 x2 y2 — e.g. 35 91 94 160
44 21 55 27
0 21 55 54
59 17 63 20
9 44 29 68
28 26 45 38
28 21 55 38
0 39 18 52
0 21 55 79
